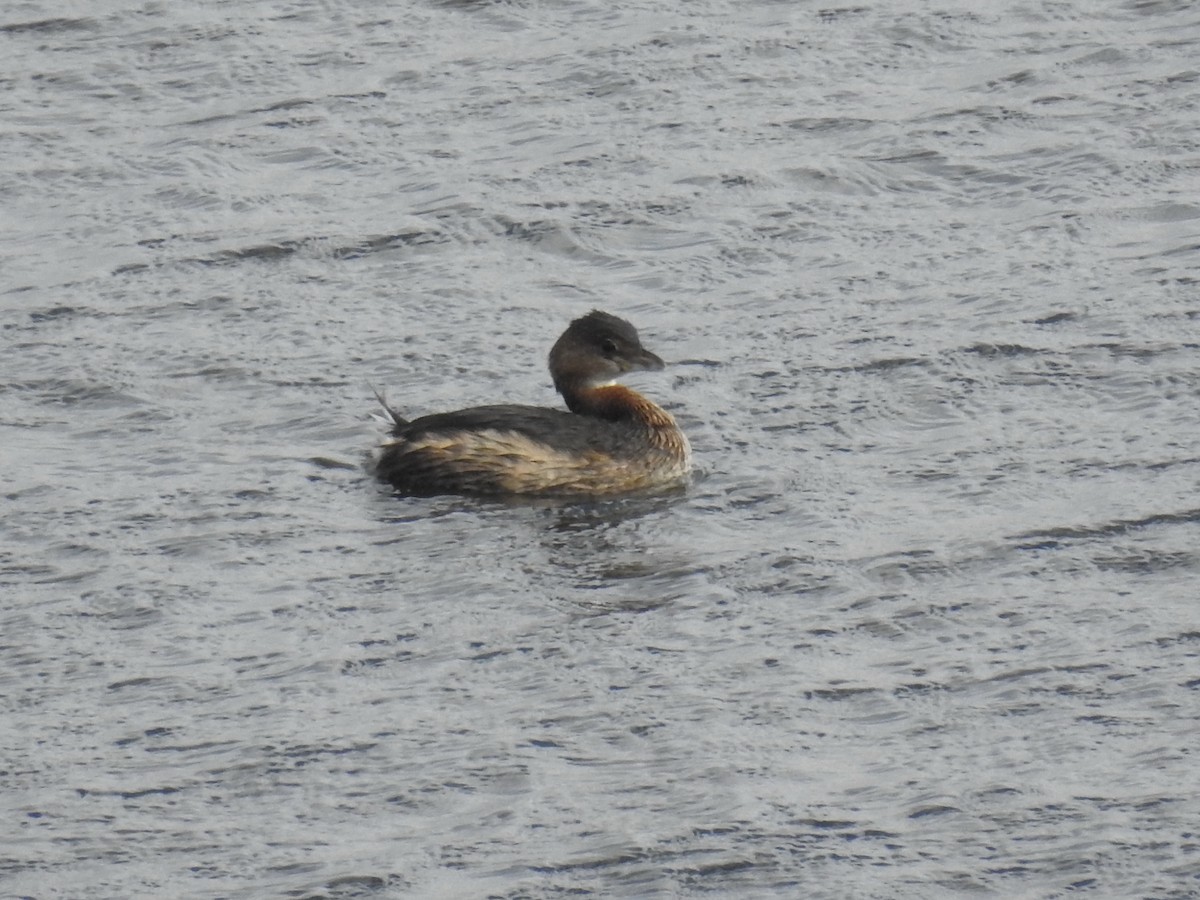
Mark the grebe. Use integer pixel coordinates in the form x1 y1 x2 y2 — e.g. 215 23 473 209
371 310 691 497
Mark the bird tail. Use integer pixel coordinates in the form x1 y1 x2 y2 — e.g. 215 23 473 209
371 387 409 431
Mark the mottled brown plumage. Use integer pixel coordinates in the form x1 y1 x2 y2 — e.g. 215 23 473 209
371 310 691 497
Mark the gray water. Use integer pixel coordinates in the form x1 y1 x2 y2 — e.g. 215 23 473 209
3 1 1199 897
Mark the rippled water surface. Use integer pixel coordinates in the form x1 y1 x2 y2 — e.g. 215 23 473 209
4 1 1200 897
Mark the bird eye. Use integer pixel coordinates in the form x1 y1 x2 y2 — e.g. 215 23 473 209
600 338 618 356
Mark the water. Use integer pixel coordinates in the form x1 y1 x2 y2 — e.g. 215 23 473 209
3 1 1199 897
